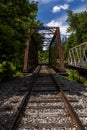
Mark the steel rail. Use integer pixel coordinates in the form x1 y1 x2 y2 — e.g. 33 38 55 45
6 65 85 130
7 66 41 130
59 90 85 130
50 72 85 130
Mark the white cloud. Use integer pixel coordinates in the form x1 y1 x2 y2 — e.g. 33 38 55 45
46 20 69 35
52 4 69 13
46 20 61 27
47 3 86 35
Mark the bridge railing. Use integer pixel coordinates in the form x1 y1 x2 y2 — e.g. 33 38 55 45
68 42 87 68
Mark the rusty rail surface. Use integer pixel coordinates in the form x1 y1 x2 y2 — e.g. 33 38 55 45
7 65 85 130
59 91 85 130
7 66 41 130
49 68 85 130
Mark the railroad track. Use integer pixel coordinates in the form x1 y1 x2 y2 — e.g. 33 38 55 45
7 65 86 130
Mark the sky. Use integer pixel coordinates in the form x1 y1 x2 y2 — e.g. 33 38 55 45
30 0 87 35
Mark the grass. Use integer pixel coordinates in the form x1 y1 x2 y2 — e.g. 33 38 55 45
0 61 23 82
67 69 79 82
66 69 87 87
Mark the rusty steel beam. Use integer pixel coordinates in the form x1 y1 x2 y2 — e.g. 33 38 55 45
49 27 65 72
56 27 65 72
23 40 29 72
29 26 56 34
23 26 56 72
23 26 65 72
29 26 57 30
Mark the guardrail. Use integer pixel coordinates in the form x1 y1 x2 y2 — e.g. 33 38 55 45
68 42 87 68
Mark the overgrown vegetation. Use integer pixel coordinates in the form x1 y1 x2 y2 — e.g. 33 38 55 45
83 81 87 87
67 69 79 82
67 69 87 87
62 10 87 85
38 50 49 63
63 10 87 59
0 2 87 83
0 0 42 82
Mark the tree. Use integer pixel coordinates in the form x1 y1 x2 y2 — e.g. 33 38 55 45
67 10 87 44
63 10 87 60
0 0 41 81
0 0 39 66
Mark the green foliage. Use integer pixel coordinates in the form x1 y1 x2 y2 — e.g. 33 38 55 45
0 61 16 82
67 69 79 82
31 32 43 51
0 62 23 82
38 50 49 63
63 10 87 60
63 33 77 59
14 71 23 77
0 0 39 63
0 0 41 81
83 81 87 87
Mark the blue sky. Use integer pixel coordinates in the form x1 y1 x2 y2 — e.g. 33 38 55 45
30 0 87 35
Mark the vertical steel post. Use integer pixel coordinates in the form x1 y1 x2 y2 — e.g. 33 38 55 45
23 40 29 72
56 27 65 72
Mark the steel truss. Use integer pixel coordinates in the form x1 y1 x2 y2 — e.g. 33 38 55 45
23 26 65 72
68 42 87 68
